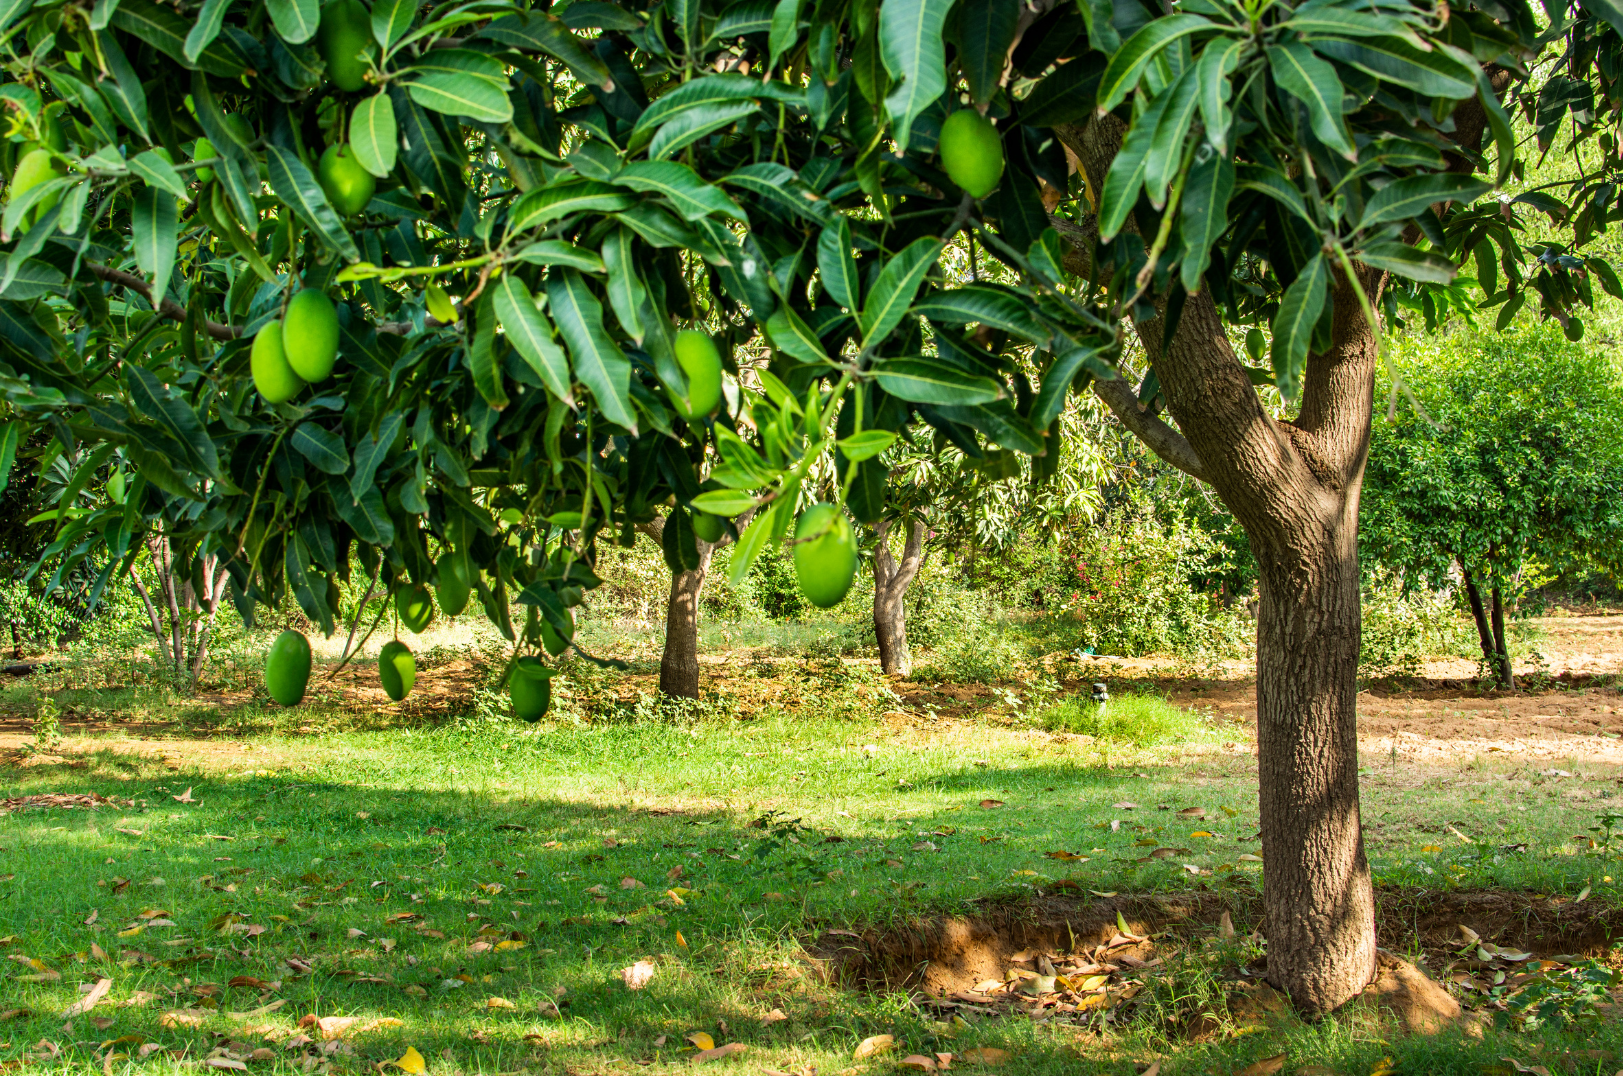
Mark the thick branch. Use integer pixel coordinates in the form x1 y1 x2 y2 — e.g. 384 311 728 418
88 264 243 341
1092 376 1209 482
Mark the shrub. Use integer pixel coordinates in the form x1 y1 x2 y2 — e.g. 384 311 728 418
1358 573 1459 680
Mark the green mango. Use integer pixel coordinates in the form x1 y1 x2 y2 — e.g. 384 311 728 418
265 630 312 706
378 639 415 701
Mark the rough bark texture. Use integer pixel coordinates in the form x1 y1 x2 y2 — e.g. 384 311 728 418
872 517 926 676
637 513 747 700
1053 113 1388 1017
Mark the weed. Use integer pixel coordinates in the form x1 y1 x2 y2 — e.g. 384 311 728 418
27 693 61 755
1035 691 1210 747
1494 959 1614 1031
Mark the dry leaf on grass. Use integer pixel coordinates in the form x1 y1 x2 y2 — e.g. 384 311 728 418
486 997 515 1010
853 1034 894 1059
1136 1064 1160 1076
203 1060 247 1071
977 800 1004 809
958 1047 1010 1064
621 960 656 990
686 1032 715 1051
295 1014 402 1040
159 1011 206 1029
172 788 196 804
390 1046 427 1074
761 1008 787 1022
62 977 111 1018
691 1043 746 1064
1237 1055 1286 1076
1500 1060 1553 1076
899 1055 947 1072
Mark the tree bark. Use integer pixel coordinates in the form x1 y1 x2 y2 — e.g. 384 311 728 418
872 517 926 676
1054 112 1390 1017
636 513 748 700
1490 584 1515 690
1460 568 1504 687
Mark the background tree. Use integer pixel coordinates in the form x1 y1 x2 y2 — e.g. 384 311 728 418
1362 322 1623 688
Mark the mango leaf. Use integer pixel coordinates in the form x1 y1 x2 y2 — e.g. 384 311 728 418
1311 36 1476 99
350 93 398 178
493 272 572 402
610 161 745 222
872 358 1003 404
291 423 350 474
1266 42 1354 160
726 501 780 584
372 0 416 49
1195 36 1244 154
1270 251 1327 402
878 0 953 151
264 0 319 44
406 49 512 123
1098 85 1173 240
265 144 361 261
958 0 1019 105
129 149 189 202
765 304 830 363
817 217 860 311
650 102 759 160
1179 152 1234 293
835 429 895 462
509 178 637 231
125 367 219 479
512 240 606 273
692 490 760 515
132 186 177 309
1360 174 1491 228
479 13 614 91
768 0 803 71
547 269 634 431
860 237 941 346
913 286 1050 343
600 227 646 343
1355 241 1458 284
1096 15 1211 114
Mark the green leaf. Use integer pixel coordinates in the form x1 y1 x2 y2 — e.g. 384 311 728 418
873 358 1004 405
860 237 941 347
132 186 177 309
406 49 513 123
335 485 395 545
817 217 860 312
265 0 318 44
913 286 1050 344
1270 251 1328 402
711 0 771 38
610 161 746 222
493 271 573 402
1030 345 1100 431
97 31 148 141
632 74 789 139
1196 37 1244 154
764 304 830 363
1360 174 1491 229
291 422 350 474
512 240 606 273
1266 42 1354 160
0 421 20 497
1098 87 1174 240
1144 65 1199 207
125 366 219 480
509 178 637 232
1235 163 1314 225
1355 241 1458 284
1096 14 1211 114
669 0 700 51
727 501 779 584
835 429 896 462
0 0 30 35
479 13 614 91
768 0 803 70
265 144 361 262
0 258 65 301
547 268 635 431
649 101 760 160
1281 8 1430 49
600 227 646 343
1473 62 1516 186
1179 152 1234 293
111 0 243 77
1018 53 1107 127
958 0 1019 106
350 93 398 178
468 290 510 410
878 0 954 151
692 490 760 515
129 149 190 202
372 0 416 49
1310 36 1475 99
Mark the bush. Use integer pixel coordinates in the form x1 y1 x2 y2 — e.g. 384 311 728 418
1358 573 1459 680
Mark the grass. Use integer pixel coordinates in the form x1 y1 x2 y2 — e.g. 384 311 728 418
2 627 1622 1074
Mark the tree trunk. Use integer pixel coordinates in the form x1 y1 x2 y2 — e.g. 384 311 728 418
1490 584 1515 690
1460 568 1506 687
872 517 926 676
658 552 712 699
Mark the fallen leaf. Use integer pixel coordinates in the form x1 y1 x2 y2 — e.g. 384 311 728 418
692 1043 747 1064
159 1010 206 1029
1219 911 1235 939
1237 854 1263 863
1044 851 1089 861
62 977 112 1018
391 1046 427 1074
487 997 516 1010
1112 802 1138 810
1237 1055 1286 1076
761 1009 787 1023
1575 885 1591 903
204 1060 247 1071
687 1032 715 1051
1190 830 1214 838
0 1009 28 1021
958 1047 1010 1064
853 1034 894 1059
621 960 656 990
621 877 645 889
172 788 196 804
978 800 1003 810
899 1056 937 1071
1138 1065 1160 1076
675 930 688 949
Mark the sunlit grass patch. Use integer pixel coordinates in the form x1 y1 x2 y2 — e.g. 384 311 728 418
1036 692 1212 747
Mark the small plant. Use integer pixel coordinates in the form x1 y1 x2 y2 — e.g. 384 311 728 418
1494 959 1614 1031
29 694 62 755
1587 811 1623 853
1036 691 1209 747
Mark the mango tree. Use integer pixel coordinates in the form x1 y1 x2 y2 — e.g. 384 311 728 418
0 0 1615 1020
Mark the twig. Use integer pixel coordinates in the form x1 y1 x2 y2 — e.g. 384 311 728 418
327 587 392 680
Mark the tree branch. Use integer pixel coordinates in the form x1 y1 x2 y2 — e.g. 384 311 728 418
1091 376 1210 483
88 264 243 342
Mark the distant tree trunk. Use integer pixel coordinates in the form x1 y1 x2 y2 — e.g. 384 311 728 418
1461 568 1514 689
872 517 926 677
637 512 749 700
129 534 229 692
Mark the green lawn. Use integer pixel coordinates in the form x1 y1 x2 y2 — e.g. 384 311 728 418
2 667 1620 1074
